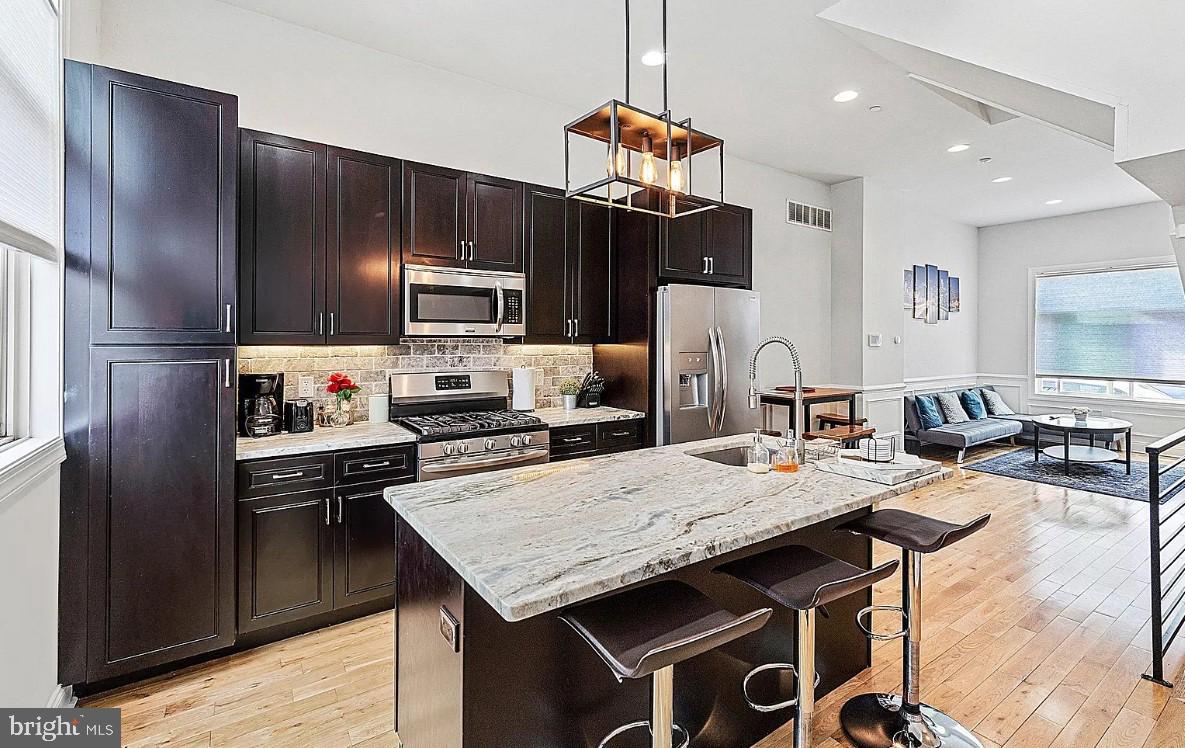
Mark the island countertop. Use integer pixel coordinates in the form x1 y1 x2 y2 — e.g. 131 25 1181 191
384 435 948 622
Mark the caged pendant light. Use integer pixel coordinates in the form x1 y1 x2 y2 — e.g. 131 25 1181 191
563 0 725 219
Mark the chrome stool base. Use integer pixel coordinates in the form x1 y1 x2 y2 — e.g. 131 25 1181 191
597 720 689 748
840 694 981 748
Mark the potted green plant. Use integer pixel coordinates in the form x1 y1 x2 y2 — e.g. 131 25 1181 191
559 378 581 411
326 372 362 427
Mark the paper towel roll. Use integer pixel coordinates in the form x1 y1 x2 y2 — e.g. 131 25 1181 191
512 367 536 411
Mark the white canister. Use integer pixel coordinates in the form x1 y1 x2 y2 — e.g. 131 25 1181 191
512 367 536 411
368 393 389 423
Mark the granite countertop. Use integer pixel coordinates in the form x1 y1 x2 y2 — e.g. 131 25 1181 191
236 421 418 461
384 436 949 622
532 406 645 427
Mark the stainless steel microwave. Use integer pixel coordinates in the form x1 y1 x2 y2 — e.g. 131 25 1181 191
403 265 526 337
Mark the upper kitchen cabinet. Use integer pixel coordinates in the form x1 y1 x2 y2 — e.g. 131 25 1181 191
524 189 613 345
402 162 524 273
238 130 327 345
326 147 402 344
78 63 237 345
660 203 708 281
524 185 570 342
238 133 402 345
703 203 752 287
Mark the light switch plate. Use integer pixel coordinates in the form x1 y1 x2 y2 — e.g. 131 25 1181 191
867 334 883 348
298 376 315 399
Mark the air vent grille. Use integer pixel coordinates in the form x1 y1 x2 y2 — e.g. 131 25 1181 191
786 200 831 231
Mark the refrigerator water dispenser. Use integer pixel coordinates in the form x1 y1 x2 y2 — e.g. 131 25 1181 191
678 353 709 409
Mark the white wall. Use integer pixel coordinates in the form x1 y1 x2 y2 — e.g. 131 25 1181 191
74 0 833 386
0 468 60 707
978 200 1183 449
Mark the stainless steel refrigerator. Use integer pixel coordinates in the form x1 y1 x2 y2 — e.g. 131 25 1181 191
656 284 762 444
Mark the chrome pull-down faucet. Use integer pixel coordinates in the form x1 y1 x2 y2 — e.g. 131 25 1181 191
747 336 805 462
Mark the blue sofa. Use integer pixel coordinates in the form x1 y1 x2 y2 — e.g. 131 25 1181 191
904 386 1022 463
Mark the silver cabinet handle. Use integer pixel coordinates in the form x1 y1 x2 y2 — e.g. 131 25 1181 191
225 304 233 333
317 312 324 335
459 238 465 259
561 436 584 443
574 318 579 337
224 359 232 388
336 496 343 524
361 461 391 470
468 241 475 261
495 281 505 332
323 498 331 526
270 471 305 480
708 257 715 274
703 257 709 274
565 319 571 337
607 431 632 438
328 312 335 336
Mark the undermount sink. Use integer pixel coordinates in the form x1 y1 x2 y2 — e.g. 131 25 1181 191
688 446 752 467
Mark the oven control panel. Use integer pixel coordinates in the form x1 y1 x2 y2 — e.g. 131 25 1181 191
434 375 472 391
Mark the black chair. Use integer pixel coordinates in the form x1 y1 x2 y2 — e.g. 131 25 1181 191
715 545 899 748
836 509 991 748
560 580 773 748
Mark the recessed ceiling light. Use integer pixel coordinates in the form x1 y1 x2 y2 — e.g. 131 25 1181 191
978 156 993 164
640 49 664 66
947 144 970 153
1045 199 1063 205
992 176 1013 183
833 90 859 103
868 105 882 112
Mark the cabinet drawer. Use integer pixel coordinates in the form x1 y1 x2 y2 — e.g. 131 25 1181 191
335 445 415 486
237 454 335 499
550 425 597 459
597 420 643 451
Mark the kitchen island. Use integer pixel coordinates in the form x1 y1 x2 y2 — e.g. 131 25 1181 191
385 435 948 747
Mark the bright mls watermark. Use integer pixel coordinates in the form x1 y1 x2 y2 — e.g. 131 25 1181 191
1 709 119 746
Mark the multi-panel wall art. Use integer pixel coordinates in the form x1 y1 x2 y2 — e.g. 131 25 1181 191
903 265 960 324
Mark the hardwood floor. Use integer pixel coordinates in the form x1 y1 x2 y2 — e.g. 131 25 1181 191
84 445 1185 747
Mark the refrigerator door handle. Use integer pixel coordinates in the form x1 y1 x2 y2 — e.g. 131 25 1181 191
707 327 721 433
716 326 728 429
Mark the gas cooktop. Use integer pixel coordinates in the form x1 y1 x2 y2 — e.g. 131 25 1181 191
397 409 543 437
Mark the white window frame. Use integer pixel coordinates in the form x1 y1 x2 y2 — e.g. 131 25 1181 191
1028 256 1185 407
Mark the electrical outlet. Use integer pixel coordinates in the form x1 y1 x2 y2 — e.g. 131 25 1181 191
298 376 315 399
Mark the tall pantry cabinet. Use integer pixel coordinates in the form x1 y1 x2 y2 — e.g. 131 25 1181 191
60 61 239 687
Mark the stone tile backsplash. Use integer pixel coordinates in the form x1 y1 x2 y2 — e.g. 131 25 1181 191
238 339 594 420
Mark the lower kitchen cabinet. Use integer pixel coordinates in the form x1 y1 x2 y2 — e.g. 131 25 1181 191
236 445 414 635
550 420 643 461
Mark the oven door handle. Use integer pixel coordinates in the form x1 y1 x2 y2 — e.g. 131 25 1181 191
495 281 505 332
421 448 549 475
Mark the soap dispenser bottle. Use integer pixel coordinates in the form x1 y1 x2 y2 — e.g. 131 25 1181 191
746 429 771 474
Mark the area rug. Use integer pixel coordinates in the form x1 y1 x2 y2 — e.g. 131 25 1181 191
963 447 1185 503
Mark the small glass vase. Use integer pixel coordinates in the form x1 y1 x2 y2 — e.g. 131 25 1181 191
331 397 353 427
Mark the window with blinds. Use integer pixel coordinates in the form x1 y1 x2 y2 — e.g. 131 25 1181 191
0 0 61 264
1034 265 1185 385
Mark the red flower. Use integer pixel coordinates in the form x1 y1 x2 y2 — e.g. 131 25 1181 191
326 382 339 394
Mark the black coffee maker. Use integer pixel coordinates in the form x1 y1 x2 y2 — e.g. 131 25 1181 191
239 373 284 438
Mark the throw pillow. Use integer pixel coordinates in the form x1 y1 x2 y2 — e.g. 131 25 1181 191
914 395 944 430
980 388 1015 415
935 392 970 424
960 389 988 420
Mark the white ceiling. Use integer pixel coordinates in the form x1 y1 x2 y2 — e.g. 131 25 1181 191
217 0 1157 227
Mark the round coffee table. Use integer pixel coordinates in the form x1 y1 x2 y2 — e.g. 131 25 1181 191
1032 414 1132 476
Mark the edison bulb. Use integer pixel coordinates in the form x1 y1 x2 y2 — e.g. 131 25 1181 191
669 159 685 193
640 152 657 184
606 143 627 177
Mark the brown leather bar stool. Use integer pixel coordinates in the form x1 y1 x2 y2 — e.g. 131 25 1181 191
835 509 991 748
560 580 773 748
715 545 899 748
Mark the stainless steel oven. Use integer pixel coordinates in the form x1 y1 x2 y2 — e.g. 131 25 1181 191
403 265 526 337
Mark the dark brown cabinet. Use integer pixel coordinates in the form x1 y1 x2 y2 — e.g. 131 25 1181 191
239 132 402 345
237 489 335 633
649 194 752 289
236 445 412 636
550 420 643 462
327 147 402 343
85 65 237 345
403 162 524 272
524 186 613 344
238 130 326 345
661 206 708 280
85 347 237 681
